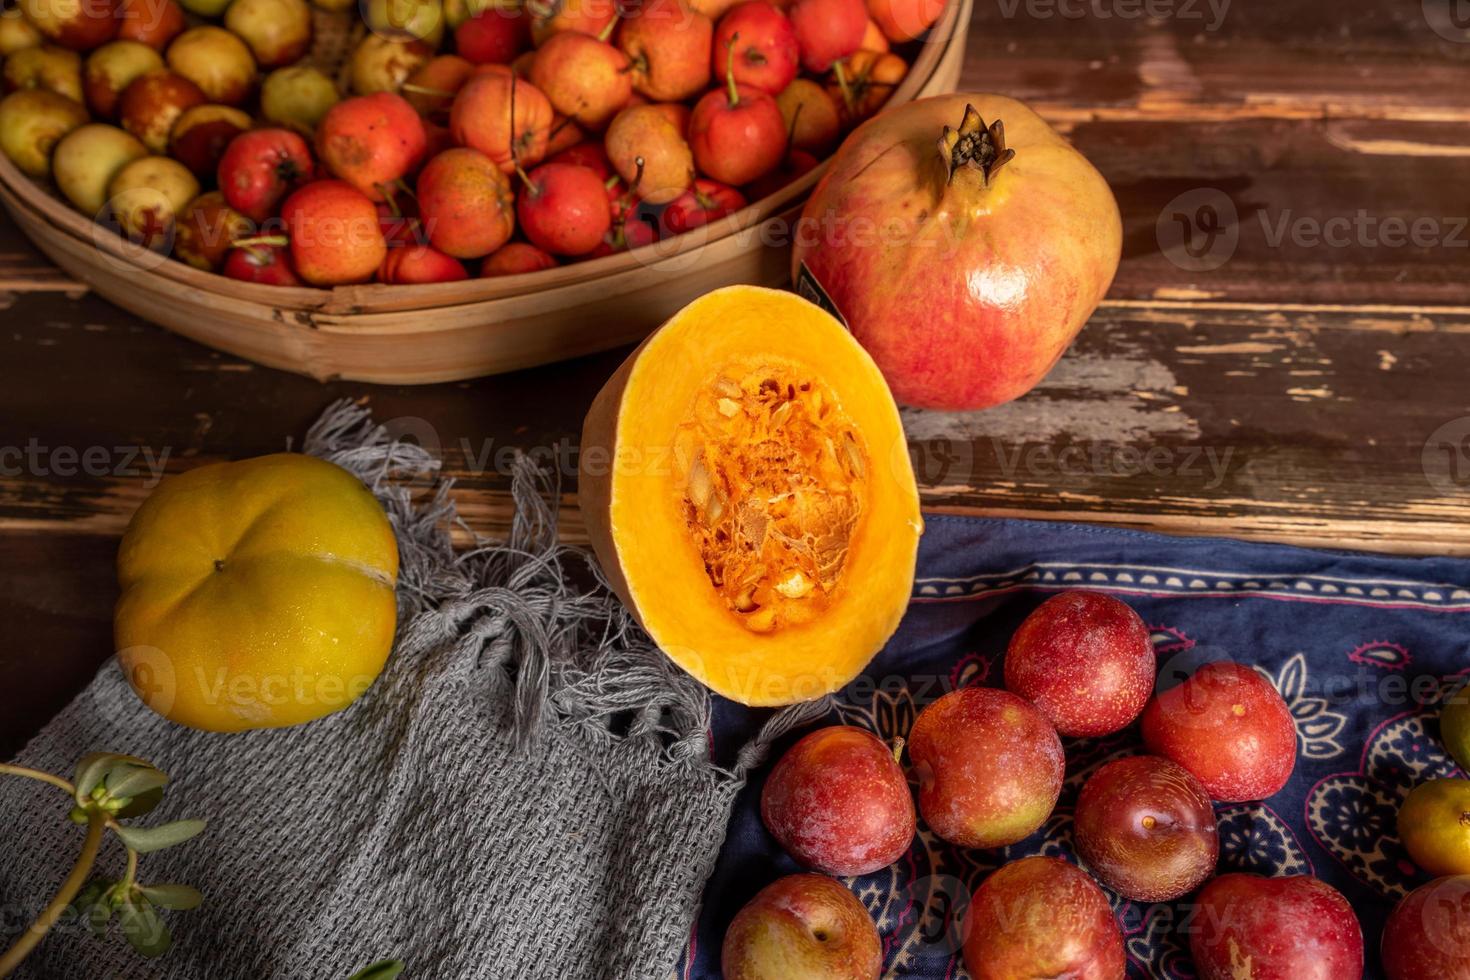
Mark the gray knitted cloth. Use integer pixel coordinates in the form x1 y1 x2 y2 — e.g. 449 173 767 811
0 402 825 980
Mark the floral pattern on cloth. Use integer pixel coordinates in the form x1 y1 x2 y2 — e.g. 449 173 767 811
685 516 1470 979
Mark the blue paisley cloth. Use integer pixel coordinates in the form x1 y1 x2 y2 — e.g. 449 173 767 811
682 516 1470 979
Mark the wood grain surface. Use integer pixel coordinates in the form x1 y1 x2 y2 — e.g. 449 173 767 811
3 0 1470 754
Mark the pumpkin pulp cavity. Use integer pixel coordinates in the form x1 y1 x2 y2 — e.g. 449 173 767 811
675 358 868 634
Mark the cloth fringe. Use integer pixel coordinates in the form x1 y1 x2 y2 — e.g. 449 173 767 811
302 399 821 775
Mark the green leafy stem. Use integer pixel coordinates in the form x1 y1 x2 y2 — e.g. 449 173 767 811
0 753 205 977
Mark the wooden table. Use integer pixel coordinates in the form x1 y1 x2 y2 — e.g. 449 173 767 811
3 0 1469 755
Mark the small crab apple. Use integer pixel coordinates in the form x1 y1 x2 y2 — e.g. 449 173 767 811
787 0 864 72
603 102 693 204
222 241 301 285
173 190 252 271
859 15 887 50
712 1 798 95
775 76 840 152
415 146 517 259
456 5 530 63
827 48 905 126
515 160 612 256
1004 590 1156 738
529 24 631 131
661 177 744 234
278 179 387 285
528 0 618 47
760 725 914 876
745 145 816 199
548 139 612 178
378 243 469 283
689 41 786 186
217 127 313 223
618 0 712 102
168 104 251 180
450 69 554 172
866 0 946 42
315 92 427 201
480 241 557 275
401 55 475 116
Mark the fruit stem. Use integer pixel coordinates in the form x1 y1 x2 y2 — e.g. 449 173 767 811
230 234 290 249
724 31 740 107
938 105 1015 187
400 82 457 99
596 12 619 42
0 811 105 978
890 736 905 764
831 59 855 115
784 101 803 153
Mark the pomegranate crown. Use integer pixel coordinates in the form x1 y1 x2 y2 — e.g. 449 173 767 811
938 105 1015 187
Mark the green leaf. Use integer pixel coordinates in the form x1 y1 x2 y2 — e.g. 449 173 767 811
106 764 169 800
115 786 165 818
119 897 171 958
69 878 115 937
114 819 206 854
347 960 404 980
138 884 203 911
74 753 128 801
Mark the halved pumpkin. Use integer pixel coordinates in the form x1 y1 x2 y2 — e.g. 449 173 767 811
579 285 923 706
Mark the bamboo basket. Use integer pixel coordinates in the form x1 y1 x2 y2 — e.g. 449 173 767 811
0 0 971 383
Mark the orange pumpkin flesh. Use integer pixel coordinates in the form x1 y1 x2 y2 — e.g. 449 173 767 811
579 285 922 706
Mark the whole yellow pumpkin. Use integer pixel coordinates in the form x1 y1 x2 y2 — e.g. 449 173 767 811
114 453 399 732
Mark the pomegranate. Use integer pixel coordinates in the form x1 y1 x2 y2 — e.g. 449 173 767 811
792 95 1120 411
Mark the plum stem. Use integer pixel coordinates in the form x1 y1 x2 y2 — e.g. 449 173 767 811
937 105 1015 187
831 59 855 115
596 12 619 42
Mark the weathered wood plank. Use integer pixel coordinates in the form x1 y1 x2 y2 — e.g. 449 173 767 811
3 290 1468 553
